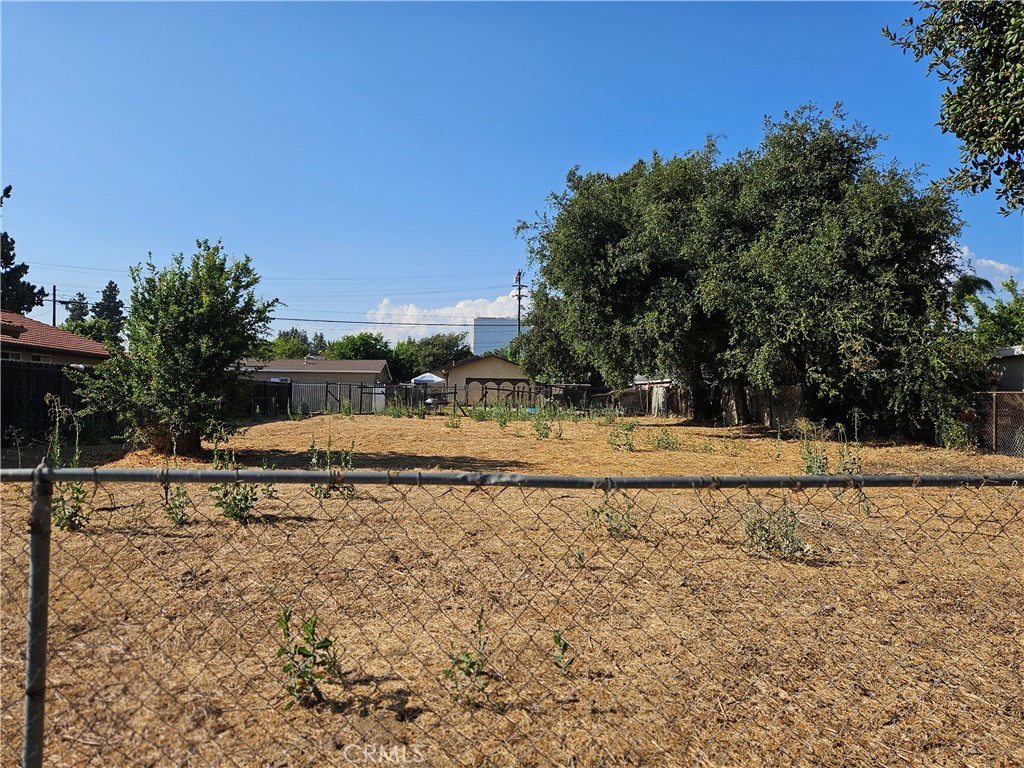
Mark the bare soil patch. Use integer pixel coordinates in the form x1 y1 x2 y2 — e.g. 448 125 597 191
2 415 1022 766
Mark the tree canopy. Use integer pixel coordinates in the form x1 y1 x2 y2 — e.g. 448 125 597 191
64 292 91 324
61 283 125 348
517 105 989 432
968 278 1024 352
410 332 472 372
0 185 47 314
78 239 275 453
325 331 392 362
884 1 1024 213
91 280 126 340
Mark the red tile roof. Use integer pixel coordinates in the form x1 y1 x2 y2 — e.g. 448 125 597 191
0 310 109 359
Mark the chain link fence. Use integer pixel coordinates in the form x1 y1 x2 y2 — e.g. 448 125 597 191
974 391 1024 457
2 468 1022 767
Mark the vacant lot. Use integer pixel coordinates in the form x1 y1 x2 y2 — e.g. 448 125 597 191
2 415 1022 766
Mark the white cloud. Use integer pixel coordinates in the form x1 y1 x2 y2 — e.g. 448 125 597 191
976 258 1020 277
366 291 528 343
956 244 1020 281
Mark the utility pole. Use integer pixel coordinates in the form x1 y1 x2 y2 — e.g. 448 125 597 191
52 286 56 326
514 270 524 338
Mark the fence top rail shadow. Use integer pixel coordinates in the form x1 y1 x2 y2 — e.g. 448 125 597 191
2 465 1022 489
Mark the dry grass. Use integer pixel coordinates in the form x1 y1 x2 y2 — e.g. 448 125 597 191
2 414 1022 767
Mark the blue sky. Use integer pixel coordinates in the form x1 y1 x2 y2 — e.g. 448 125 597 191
3 1 1021 343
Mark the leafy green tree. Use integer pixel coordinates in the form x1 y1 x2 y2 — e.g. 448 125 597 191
517 142 726 413
511 284 602 385
0 185 47 314
884 1 1024 213
519 105 986 430
311 331 327 356
256 327 312 359
411 331 472 372
63 317 117 349
91 280 125 340
267 335 310 359
325 331 392 361
78 239 275 453
64 292 91 324
701 106 968 422
968 278 1024 351
390 338 421 382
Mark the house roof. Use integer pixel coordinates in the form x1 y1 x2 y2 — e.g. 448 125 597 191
993 346 1024 359
241 357 392 375
0 310 109 359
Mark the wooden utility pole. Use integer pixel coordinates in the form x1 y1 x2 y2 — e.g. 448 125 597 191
514 270 525 338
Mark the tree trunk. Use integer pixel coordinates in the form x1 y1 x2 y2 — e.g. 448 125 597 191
149 428 202 455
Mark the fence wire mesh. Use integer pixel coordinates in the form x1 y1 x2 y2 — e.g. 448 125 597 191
2 470 1022 767
974 391 1024 457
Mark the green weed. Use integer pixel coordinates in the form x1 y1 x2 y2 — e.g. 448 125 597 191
210 443 257 524
608 421 638 452
551 632 575 675
309 435 355 500
443 608 490 706
277 608 340 709
586 491 638 539
648 428 680 451
742 498 806 559
46 395 88 531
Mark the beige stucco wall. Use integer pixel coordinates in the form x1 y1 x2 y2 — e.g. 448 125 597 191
434 358 527 388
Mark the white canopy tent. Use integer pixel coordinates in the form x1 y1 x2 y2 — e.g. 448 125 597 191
411 372 446 385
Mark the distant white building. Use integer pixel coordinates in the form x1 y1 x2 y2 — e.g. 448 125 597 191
470 317 523 355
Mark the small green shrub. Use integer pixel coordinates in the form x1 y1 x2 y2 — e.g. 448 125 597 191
443 609 490 706
563 545 586 569
586 491 637 539
260 457 278 500
494 403 510 429
836 423 863 475
742 498 806 559
608 421 638 452
210 444 257 524
46 395 88 531
276 608 340 709
163 481 190 526
444 414 461 429
551 632 575 675
648 428 680 451
794 417 830 475
308 435 355 500
532 417 552 439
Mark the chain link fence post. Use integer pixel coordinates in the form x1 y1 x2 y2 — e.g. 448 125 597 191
23 461 53 768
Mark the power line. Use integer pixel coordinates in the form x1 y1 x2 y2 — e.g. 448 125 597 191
273 316 472 328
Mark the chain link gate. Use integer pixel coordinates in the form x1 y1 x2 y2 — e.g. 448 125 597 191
2 467 1022 767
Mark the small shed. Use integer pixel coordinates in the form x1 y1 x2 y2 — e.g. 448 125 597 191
432 356 529 405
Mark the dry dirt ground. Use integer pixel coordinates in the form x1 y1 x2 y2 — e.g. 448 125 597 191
2 414 1022 767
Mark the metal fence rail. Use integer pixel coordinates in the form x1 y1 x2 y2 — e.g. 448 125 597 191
2 468 1022 767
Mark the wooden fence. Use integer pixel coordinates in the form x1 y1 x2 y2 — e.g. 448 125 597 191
0 360 119 444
